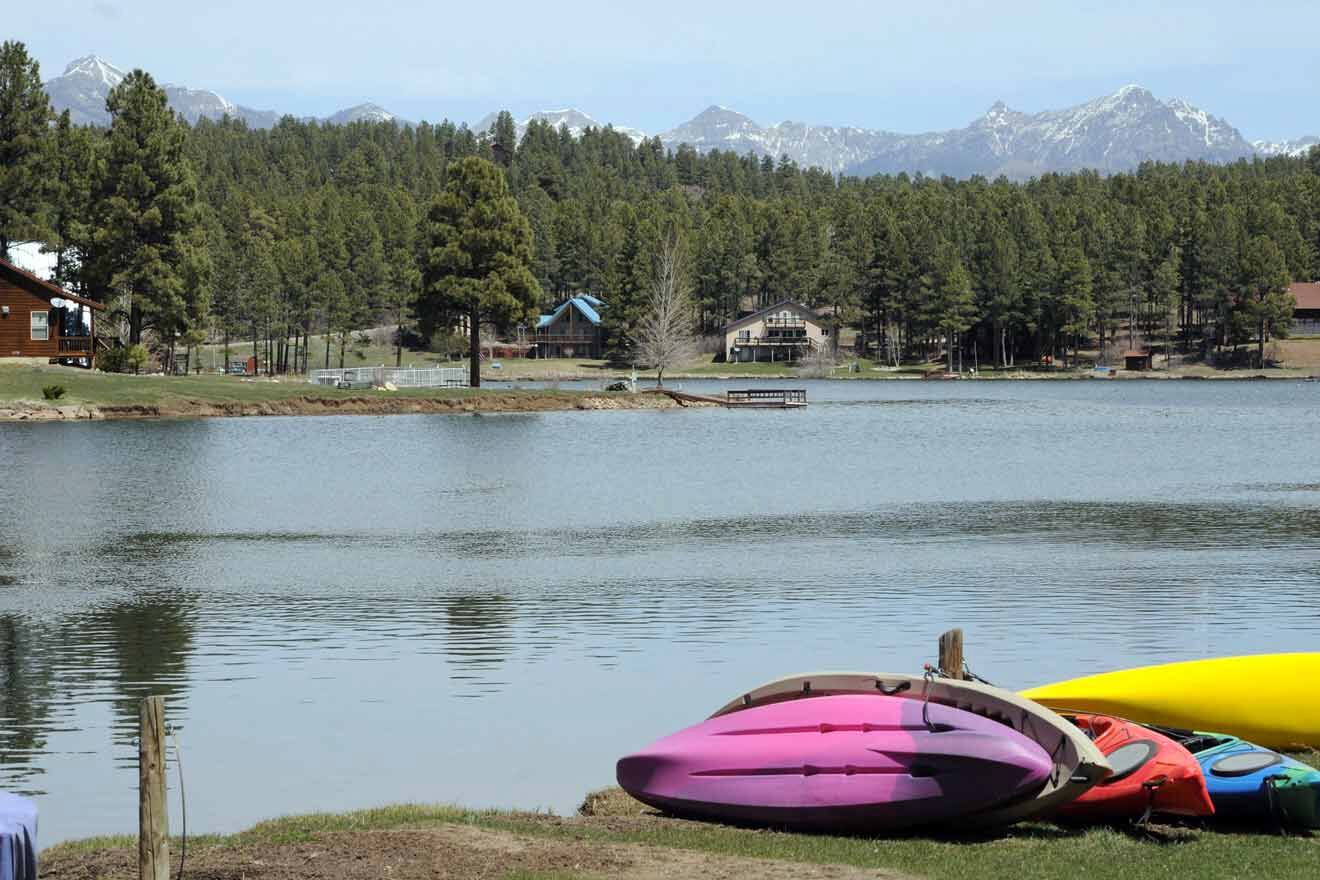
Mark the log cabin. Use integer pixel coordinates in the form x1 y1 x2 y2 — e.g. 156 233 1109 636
0 256 104 368
534 295 606 359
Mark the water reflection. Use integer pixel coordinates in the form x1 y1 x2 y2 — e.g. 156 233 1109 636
0 615 53 793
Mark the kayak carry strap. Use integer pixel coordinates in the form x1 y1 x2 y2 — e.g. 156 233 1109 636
1134 775 1168 827
1264 776 1293 832
921 666 937 731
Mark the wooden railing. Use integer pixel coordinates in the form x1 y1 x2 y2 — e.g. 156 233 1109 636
764 317 806 328
59 337 93 353
536 333 598 344
732 336 815 347
726 389 808 405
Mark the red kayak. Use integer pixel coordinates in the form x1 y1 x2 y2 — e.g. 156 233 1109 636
1056 715 1214 820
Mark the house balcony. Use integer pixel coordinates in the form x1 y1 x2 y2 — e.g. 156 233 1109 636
58 336 93 354
763 317 806 329
732 336 815 348
536 333 599 344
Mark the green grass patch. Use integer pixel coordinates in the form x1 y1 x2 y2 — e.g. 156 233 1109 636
45 787 1320 880
0 363 605 410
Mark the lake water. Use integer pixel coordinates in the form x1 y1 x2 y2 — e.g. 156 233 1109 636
2 378 1319 843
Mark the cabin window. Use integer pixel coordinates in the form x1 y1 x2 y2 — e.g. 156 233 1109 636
737 330 750 341
30 311 49 341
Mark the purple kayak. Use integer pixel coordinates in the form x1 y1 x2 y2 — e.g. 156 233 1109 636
617 694 1053 830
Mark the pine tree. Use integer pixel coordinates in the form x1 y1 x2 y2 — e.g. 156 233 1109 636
419 156 541 387
490 111 518 167
931 242 978 371
0 40 53 258
1236 235 1293 368
44 110 97 288
90 69 207 345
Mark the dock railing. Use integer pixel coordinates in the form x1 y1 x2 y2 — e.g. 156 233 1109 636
726 388 807 405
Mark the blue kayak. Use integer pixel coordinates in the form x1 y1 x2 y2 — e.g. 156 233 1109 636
1162 730 1320 828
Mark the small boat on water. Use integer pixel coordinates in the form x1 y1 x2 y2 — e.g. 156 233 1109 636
1020 653 1320 750
617 694 1053 831
707 671 1111 826
1054 715 1214 821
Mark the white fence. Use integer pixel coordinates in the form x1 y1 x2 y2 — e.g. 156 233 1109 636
308 366 469 389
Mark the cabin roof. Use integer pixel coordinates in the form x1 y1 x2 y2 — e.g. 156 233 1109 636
723 300 819 334
537 295 604 328
0 256 105 310
1291 282 1320 311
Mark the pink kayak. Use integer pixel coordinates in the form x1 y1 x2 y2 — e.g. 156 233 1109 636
617 694 1053 830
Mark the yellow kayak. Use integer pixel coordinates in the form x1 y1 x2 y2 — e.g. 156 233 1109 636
1021 653 1320 750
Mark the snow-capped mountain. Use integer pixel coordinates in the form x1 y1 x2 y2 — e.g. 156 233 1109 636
1253 136 1320 158
658 87 1265 179
38 57 1319 177
475 108 646 144
44 55 127 125
42 55 393 130
325 102 403 125
658 105 894 173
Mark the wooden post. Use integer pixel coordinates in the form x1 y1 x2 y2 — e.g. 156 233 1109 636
139 696 169 880
938 628 966 680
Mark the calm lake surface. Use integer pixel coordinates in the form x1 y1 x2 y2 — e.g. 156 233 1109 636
2 379 1319 843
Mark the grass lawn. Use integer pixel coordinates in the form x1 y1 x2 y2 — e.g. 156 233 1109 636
0 363 600 410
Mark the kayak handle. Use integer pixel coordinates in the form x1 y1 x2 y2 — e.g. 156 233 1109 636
875 680 912 696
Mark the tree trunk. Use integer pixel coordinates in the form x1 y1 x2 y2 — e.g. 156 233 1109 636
1258 319 1265 368
129 302 142 345
396 319 403 367
325 333 331 369
468 307 481 388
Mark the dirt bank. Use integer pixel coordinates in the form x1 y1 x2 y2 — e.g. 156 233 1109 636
0 391 717 422
41 819 904 880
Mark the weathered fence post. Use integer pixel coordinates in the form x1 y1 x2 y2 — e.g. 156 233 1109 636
139 696 169 880
938 628 966 679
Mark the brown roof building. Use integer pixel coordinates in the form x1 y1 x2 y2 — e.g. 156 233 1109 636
1292 282 1320 336
0 256 104 366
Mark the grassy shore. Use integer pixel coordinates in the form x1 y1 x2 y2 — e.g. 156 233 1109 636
43 770 1320 880
0 364 711 420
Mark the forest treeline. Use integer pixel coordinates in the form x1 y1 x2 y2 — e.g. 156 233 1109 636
1 40 1315 371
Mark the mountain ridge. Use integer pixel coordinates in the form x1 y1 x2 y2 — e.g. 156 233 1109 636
40 54 1318 180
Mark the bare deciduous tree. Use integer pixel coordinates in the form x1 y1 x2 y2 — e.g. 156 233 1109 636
633 233 698 386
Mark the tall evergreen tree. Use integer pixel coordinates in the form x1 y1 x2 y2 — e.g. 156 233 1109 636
90 70 207 345
44 110 97 288
0 40 53 258
1236 235 1293 368
418 156 541 387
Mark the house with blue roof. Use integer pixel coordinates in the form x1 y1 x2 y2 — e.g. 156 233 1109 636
534 294 607 358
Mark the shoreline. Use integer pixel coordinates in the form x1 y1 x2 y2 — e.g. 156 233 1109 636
0 389 718 422
2 362 1316 423
40 782 1320 880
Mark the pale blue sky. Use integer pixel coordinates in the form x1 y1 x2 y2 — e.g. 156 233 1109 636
18 0 1320 139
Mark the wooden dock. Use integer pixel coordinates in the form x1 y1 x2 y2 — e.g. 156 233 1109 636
726 388 807 408
655 388 807 409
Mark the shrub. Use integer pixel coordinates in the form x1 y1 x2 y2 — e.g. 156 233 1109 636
125 344 150 374
42 384 66 400
97 346 128 373
96 344 151 374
